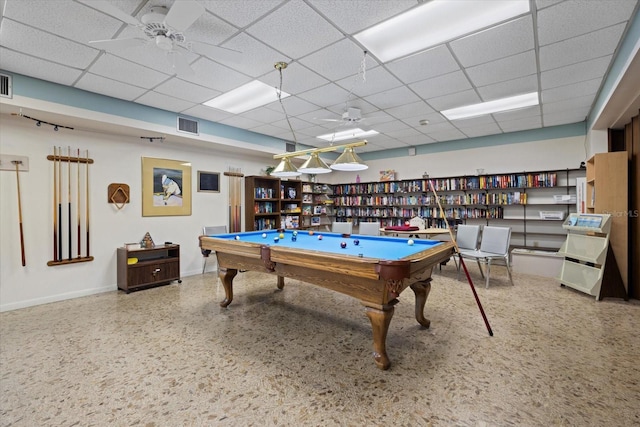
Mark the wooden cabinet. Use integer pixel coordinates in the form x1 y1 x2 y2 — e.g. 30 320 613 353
586 152 629 291
301 182 334 229
117 244 181 293
245 175 281 231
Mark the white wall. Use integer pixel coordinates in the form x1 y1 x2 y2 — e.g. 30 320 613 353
0 118 269 311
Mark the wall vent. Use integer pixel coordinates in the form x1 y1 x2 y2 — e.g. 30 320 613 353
0 74 12 98
177 116 198 135
285 142 296 152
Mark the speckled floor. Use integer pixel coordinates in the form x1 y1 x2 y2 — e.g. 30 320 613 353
1 263 639 426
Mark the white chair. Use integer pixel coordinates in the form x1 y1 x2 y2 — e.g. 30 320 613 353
454 224 481 279
202 225 227 274
409 216 426 230
332 222 353 235
458 226 514 288
358 222 381 236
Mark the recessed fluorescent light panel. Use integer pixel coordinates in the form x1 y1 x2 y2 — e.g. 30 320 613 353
441 92 539 120
203 80 288 114
317 128 379 142
354 0 530 63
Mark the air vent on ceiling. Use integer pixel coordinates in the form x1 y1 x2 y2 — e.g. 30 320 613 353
285 142 295 152
177 116 198 135
0 74 12 98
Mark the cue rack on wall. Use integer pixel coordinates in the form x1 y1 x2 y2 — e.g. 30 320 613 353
46 146 94 266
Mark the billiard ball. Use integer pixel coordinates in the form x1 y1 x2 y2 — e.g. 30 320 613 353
292 236 297 242
274 237 280 243
309 230 314 236
405 220 410 226
353 239 360 246
235 235 240 240
407 239 414 246
340 241 347 248
293 230 298 236
317 235 323 240
262 233 267 238
279 233 285 239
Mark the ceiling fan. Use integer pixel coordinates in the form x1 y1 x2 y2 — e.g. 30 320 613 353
82 0 240 77
316 107 385 128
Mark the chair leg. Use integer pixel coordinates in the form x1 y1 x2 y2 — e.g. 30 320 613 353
485 260 491 289
506 259 514 286
476 259 485 279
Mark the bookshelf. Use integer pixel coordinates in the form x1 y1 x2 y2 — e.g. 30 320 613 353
244 176 304 231
331 169 583 250
301 182 334 229
557 214 626 300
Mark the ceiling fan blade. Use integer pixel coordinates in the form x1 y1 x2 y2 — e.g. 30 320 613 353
189 40 242 62
89 37 148 51
167 51 195 78
164 0 205 32
78 0 140 26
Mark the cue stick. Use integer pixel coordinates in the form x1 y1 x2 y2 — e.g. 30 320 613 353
77 148 81 258
53 146 58 262
12 161 26 266
58 146 62 261
429 180 493 336
68 146 72 260
85 149 90 257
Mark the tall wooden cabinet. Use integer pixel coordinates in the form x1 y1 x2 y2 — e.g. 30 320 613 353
586 152 629 292
244 175 303 231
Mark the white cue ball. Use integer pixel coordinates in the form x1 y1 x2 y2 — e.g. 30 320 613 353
407 239 414 246
262 233 267 238
235 235 240 240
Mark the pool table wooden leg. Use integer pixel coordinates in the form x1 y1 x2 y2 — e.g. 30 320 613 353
365 301 397 370
410 279 432 328
276 275 284 290
218 268 238 307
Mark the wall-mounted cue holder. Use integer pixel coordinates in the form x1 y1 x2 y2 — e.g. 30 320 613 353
46 147 95 266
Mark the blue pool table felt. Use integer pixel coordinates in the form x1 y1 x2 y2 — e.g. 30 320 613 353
208 230 443 260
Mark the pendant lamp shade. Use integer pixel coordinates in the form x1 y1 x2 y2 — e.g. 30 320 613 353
271 157 301 177
298 152 331 174
330 147 368 171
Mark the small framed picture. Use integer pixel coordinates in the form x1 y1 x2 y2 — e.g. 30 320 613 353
198 171 220 193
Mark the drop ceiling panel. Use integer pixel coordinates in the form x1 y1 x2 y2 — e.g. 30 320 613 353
266 96 321 117
260 62 329 96
385 101 435 120
154 79 221 104
245 1 343 59
466 51 537 87
386 46 460 85
185 57 252 92
539 23 627 72
498 115 542 132
309 0 416 34
543 94 595 114
543 108 590 126
299 39 375 82
541 78 601 104
239 107 290 124
537 0 638 46
135 91 196 112
0 48 82 86
89 54 170 89
426 89 480 112
297 84 351 108
1 19 98 69
222 33 292 78
363 86 421 110
335 66 403 98
409 71 473 100
76 73 148 101
201 0 285 28
540 55 612 90
494 106 542 122
450 16 534 67
181 105 233 123
429 128 467 142
461 123 503 138
477 75 538 101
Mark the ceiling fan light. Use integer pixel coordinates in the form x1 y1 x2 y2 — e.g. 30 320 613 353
298 153 332 174
155 35 173 51
271 157 301 177
330 147 368 171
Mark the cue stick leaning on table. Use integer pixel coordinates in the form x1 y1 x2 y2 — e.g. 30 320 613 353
429 180 493 336
12 161 26 266
67 146 72 260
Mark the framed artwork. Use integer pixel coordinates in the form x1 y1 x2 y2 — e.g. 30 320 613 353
142 157 192 216
197 171 220 193
380 170 396 181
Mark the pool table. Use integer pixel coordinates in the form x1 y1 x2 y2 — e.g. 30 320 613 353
199 229 455 370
